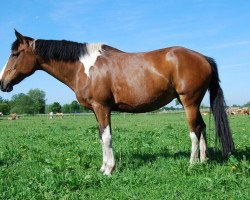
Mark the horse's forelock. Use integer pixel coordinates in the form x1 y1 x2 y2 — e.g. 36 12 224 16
11 36 34 52
11 39 20 51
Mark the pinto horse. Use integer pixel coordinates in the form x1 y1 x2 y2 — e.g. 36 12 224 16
0 30 234 175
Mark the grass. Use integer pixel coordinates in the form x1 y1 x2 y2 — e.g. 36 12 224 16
0 113 249 199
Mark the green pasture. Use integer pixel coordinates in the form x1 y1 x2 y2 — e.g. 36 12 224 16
0 113 249 199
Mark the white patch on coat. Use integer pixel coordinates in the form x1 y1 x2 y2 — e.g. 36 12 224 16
166 51 178 67
79 43 104 77
190 132 199 163
30 39 37 50
0 60 8 80
101 125 115 175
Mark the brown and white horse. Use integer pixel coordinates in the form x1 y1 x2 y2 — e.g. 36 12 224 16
0 30 234 175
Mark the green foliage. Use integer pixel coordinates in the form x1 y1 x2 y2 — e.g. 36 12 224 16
70 100 80 113
11 93 35 114
0 101 11 114
27 89 46 114
0 113 249 199
79 105 91 113
243 101 250 108
175 98 180 106
61 101 90 113
0 89 46 114
62 103 71 113
49 102 62 113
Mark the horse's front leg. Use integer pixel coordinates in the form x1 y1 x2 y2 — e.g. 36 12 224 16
93 105 115 175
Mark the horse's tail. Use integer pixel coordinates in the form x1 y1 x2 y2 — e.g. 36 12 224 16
205 56 235 156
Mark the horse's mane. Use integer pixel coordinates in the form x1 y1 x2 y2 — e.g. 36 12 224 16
12 38 89 62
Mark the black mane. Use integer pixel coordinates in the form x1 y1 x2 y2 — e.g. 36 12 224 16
35 40 88 62
12 38 88 62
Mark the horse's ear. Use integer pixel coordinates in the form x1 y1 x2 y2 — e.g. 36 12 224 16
14 29 25 43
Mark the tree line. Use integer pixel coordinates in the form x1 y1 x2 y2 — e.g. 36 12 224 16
0 89 90 115
1 88 249 115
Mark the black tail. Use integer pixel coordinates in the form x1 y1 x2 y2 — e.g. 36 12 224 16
205 56 235 156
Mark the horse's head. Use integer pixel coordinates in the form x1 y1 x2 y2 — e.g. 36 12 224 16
0 30 37 92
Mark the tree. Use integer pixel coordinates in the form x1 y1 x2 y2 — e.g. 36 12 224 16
200 103 209 109
62 104 71 113
11 93 35 114
175 98 180 106
243 101 250 108
232 104 240 107
45 105 51 114
28 89 46 114
79 105 90 113
0 100 11 115
0 97 10 114
50 102 62 113
70 100 80 113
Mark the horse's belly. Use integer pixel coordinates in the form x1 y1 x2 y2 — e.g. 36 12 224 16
112 87 176 113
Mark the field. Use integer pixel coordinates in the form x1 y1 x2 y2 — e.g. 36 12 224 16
0 113 249 199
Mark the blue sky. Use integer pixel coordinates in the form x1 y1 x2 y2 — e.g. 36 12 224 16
0 0 249 106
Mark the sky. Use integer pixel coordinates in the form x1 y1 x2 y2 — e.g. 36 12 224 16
0 0 249 106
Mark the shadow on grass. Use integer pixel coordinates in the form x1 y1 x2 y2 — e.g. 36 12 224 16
207 147 250 163
131 147 250 165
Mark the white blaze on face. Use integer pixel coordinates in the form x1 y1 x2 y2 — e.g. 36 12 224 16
0 60 8 80
79 43 104 77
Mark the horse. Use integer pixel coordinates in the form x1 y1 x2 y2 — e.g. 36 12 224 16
0 30 234 175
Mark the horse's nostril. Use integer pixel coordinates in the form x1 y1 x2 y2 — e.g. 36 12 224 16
0 80 5 91
0 81 3 91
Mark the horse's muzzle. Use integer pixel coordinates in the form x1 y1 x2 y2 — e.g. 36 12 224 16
0 80 13 92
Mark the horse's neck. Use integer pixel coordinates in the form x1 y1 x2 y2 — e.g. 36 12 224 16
40 60 82 92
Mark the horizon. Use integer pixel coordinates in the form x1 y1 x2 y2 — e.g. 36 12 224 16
0 0 249 106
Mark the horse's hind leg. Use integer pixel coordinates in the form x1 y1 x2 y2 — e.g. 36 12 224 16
183 105 206 163
199 125 207 162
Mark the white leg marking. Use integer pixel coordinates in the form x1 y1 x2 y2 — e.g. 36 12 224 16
100 139 107 172
190 132 199 164
200 129 207 162
101 125 115 175
79 43 103 77
0 60 8 80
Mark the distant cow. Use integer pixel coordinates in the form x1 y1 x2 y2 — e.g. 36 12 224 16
55 112 64 119
48 112 64 119
227 107 249 115
49 112 54 119
8 113 18 120
0 112 3 116
241 108 249 115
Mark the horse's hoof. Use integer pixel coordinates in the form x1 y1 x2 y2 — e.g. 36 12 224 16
100 164 106 172
103 164 115 176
